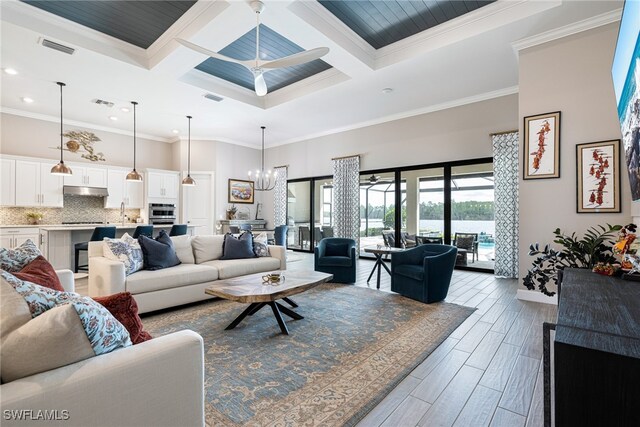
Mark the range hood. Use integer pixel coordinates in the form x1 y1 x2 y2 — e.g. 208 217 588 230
63 186 109 197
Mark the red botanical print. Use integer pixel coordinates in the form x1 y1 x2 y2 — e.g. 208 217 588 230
587 148 611 206
530 120 552 172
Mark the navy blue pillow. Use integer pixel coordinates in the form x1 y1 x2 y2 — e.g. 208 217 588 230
325 243 349 257
138 230 181 271
221 232 257 260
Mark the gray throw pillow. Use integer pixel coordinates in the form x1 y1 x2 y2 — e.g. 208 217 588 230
221 232 257 260
253 241 270 257
138 230 181 271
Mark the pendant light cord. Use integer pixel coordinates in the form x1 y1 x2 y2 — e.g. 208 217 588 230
261 126 266 185
58 82 65 162
132 101 138 171
187 115 192 176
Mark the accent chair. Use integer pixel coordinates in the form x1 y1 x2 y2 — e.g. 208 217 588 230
314 237 357 283
391 244 457 303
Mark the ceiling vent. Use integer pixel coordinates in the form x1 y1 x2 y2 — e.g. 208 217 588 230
40 38 75 55
91 99 115 108
204 93 224 102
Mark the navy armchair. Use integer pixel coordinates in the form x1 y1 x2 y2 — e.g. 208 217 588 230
391 244 457 303
314 238 357 283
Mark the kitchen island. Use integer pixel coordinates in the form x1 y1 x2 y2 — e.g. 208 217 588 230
34 223 196 270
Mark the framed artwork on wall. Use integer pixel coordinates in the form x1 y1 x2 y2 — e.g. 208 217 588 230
228 179 255 204
576 139 621 213
523 111 561 179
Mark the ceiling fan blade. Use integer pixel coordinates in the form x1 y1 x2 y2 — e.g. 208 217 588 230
261 47 329 69
254 72 268 97
176 38 253 69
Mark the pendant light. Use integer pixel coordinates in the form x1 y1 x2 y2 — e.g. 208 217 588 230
126 101 143 182
182 115 196 186
50 82 73 176
248 126 276 191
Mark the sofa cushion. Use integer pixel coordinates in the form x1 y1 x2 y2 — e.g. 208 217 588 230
171 235 195 264
317 256 352 268
103 233 144 276
192 235 225 263
325 242 349 257
0 239 41 272
201 257 281 279
93 292 152 345
125 264 219 294
394 264 424 281
221 232 256 260
14 255 64 292
139 230 181 271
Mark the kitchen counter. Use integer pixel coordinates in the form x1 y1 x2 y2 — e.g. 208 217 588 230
0 224 192 231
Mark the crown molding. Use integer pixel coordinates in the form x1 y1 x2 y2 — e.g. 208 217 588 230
1 107 173 143
512 8 622 52
270 86 519 148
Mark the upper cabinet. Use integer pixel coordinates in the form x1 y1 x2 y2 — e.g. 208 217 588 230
64 165 107 187
105 168 144 209
14 160 63 207
1 158 16 206
147 171 179 201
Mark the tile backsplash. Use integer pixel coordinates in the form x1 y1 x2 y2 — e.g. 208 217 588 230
0 195 141 225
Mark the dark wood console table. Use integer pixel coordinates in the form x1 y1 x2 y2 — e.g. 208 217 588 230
554 268 640 426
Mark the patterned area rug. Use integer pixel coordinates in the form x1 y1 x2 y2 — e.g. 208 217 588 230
143 283 474 427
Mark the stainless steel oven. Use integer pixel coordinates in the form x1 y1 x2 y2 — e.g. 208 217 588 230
149 203 176 225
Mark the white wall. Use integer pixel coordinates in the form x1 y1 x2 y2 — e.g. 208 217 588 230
518 23 632 294
262 94 518 227
1 113 173 170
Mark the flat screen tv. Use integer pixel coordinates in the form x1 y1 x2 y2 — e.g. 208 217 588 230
613 0 640 200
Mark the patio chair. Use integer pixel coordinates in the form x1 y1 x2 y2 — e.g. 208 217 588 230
453 232 479 263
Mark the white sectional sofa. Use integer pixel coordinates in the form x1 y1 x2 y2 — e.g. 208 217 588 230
1 269 205 427
88 234 286 314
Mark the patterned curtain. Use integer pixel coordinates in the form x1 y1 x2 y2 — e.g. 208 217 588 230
492 131 519 278
332 156 360 250
273 166 288 226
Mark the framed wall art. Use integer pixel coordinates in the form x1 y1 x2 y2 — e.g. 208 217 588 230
523 111 561 179
576 139 621 213
228 179 255 204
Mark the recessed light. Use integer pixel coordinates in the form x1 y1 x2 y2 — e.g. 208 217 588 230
120 107 130 112
108 116 118 121
382 88 393 94
3 68 18 75
21 97 34 104
172 129 179 134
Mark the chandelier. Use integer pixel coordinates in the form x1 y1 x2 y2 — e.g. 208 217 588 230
248 126 276 191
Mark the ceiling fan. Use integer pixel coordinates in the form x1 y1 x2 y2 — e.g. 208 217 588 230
176 0 329 97
361 174 393 185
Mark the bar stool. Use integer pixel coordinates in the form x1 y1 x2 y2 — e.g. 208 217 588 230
169 224 188 236
74 226 116 273
228 226 240 234
132 225 154 239
239 224 252 232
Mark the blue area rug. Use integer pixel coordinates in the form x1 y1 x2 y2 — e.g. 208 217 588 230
143 283 474 426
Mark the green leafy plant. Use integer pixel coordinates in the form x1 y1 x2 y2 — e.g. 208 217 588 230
523 224 625 296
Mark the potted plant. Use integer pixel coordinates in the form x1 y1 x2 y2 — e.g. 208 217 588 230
523 223 636 296
25 211 44 225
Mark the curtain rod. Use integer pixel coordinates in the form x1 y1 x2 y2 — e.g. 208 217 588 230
273 165 289 169
331 154 361 161
490 129 519 136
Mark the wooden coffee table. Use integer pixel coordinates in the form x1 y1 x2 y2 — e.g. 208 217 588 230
204 271 333 335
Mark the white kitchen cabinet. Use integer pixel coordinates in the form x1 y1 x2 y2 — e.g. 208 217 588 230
1 158 16 206
147 171 178 200
15 160 63 207
106 169 144 209
0 228 40 249
64 165 107 187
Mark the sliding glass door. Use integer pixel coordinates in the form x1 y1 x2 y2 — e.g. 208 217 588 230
286 176 333 252
359 172 395 257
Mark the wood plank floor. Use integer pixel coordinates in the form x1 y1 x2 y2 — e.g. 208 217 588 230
286 252 557 427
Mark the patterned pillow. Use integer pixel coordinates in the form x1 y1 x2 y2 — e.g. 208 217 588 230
103 233 143 275
0 239 42 272
1 270 132 356
253 241 270 257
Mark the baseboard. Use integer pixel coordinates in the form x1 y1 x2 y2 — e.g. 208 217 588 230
517 289 558 305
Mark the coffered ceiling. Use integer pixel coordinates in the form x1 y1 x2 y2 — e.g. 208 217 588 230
0 0 623 147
